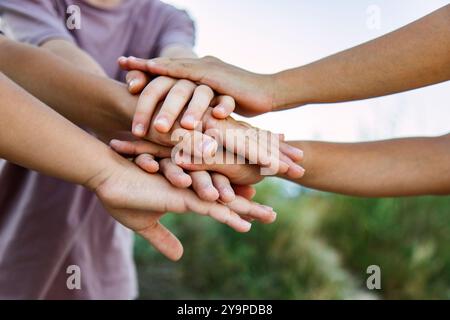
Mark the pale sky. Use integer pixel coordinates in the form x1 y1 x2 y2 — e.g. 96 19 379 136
165 0 450 142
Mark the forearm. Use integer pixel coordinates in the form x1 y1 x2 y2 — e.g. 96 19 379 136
274 5 450 109
0 73 121 189
282 135 450 197
0 38 135 133
41 39 107 77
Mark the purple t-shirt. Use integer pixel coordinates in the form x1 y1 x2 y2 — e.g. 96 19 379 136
0 0 195 299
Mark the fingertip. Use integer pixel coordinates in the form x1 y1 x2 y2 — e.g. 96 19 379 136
199 187 220 202
170 245 184 262
173 173 192 188
145 161 160 173
238 219 252 233
287 165 306 179
154 116 171 133
219 189 236 203
132 123 146 137
109 139 121 148
286 145 304 162
180 114 196 130
202 138 218 158
212 105 229 119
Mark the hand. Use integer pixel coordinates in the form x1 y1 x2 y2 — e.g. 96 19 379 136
119 56 276 117
119 62 236 134
125 104 305 178
110 137 303 186
87 152 276 261
110 138 259 201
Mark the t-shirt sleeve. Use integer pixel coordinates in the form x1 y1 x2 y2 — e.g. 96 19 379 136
0 0 74 46
153 1 196 56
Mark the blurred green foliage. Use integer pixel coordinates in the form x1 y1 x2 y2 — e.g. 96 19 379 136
134 179 450 299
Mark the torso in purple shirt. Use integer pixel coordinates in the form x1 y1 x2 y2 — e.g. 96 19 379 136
0 0 195 299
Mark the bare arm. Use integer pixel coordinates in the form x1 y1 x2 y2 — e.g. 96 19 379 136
274 5 450 109
0 37 133 133
110 134 450 197
0 71 116 186
41 39 107 76
284 135 450 197
127 5 450 115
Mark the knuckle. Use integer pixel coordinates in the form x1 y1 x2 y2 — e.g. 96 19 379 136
170 85 192 99
195 85 214 97
220 95 235 107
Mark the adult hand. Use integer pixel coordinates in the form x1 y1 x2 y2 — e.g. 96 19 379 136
121 66 236 135
119 56 276 117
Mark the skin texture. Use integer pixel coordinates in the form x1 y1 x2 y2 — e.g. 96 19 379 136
287 137 450 197
0 33 304 177
32 22 241 198
114 135 450 197
0 72 279 261
120 5 450 113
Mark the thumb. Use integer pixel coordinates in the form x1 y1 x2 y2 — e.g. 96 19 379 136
125 70 150 94
137 219 184 262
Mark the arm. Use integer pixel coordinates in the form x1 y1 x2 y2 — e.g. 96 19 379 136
0 71 116 187
124 5 450 115
284 135 450 197
124 134 450 197
41 39 106 76
274 4 450 109
0 37 132 133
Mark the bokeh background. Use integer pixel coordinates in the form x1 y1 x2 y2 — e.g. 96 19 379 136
135 0 450 299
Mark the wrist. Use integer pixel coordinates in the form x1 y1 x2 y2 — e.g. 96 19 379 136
107 81 137 131
83 145 127 192
271 68 310 110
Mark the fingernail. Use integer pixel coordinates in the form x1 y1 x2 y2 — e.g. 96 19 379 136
240 220 252 231
128 79 137 89
222 188 236 202
147 59 157 66
202 139 217 156
109 139 121 148
259 205 274 212
129 56 136 60
182 115 195 127
155 116 169 131
289 146 304 160
215 106 226 116
290 165 306 179
133 123 145 136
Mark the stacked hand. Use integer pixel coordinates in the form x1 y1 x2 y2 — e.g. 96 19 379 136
99 57 306 261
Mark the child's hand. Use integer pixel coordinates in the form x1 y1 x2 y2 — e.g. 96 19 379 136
110 139 256 203
90 153 277 261
119 55 276 117
126 103 305 178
